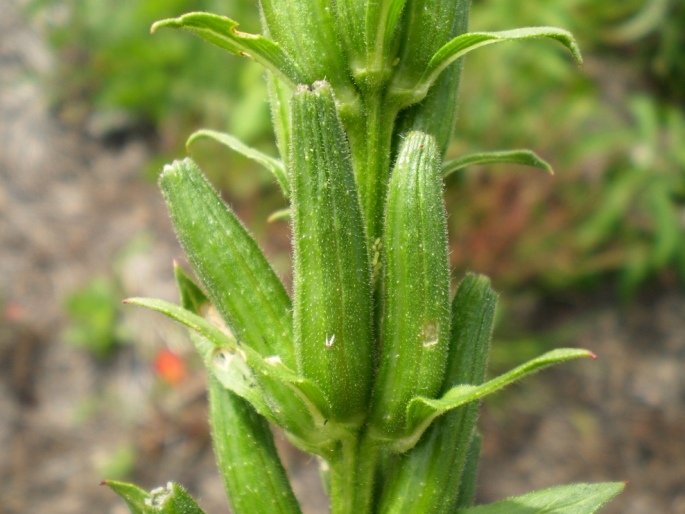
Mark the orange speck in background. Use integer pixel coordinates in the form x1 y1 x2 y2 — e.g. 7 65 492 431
154 348 187 385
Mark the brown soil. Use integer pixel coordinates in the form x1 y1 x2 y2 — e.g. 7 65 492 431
1 2 684 513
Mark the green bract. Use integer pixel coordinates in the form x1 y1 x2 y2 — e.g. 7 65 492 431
111 0 623 513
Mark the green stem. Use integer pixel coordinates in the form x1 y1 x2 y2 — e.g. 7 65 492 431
329 433 379 514
349 93 397 245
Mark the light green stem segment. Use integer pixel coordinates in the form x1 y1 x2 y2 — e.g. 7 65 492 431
348 93 398 245
328 434 379 514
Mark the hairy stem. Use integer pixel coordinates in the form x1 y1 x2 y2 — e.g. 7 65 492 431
329 433 379 514
349 93 397 245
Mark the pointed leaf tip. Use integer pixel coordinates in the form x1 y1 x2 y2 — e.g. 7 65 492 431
149 13 302 87
393 348 593 450
455 482 624 514
442 149 554 177
393 26 583 108
186 129 289 197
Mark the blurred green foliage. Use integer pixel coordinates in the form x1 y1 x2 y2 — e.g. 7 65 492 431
31 0 685 296
28 0 269 140
63 276 128 358
27 0 278 201
447 0 685 296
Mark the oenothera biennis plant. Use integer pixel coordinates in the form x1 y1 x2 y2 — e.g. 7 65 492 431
106 0 624 512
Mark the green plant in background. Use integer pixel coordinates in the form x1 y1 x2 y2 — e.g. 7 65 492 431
105 0 624 512
28 0 268 140
31 0 685 296
64 276 128 359
27 0 276 199
574 96 685 297
443 0 685 296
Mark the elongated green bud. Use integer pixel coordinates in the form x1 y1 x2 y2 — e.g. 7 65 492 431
290 81 373 424
377 273 497 513
174 264 302 514
209 377 303 514
369 131 450 439
159 158 294 368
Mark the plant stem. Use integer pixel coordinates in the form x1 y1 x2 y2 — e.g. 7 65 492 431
348 93 397 245
329 433 379 514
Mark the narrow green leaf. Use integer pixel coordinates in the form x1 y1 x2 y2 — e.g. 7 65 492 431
159 158 294 368
124 297 335 449
267 207 292 223
443 149 554 177
455 482 625 514
370 132 451 439
209 377 302 514
104 480 154 514
391 27 582 107
187 129 289 198
377 274 497 512
607 0 669 42
290 82 373 424
105 481 207 514
151 13 303 88
647 181 680 270
398 348 594 451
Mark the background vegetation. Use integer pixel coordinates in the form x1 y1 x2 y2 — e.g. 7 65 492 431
28 0 684 352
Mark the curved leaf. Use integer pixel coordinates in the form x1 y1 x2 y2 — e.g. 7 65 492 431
455 482 625 514
187 129 289 198
151 12 303 88
393 348 594 451
124 297 335 447
267 207 292 223
174 266 302 514
391 27 582 107
443 149 553 177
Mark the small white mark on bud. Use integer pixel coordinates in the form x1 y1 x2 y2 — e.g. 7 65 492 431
265 355 282 366
325 334 336 348
421 321 439 348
